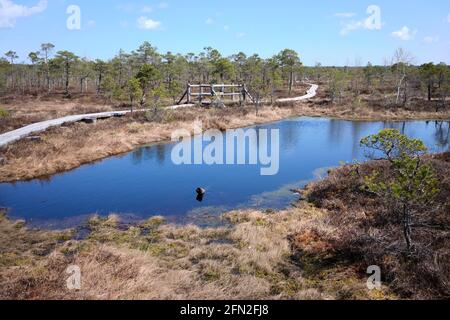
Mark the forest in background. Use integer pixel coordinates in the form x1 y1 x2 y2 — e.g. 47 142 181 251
0 42 449 113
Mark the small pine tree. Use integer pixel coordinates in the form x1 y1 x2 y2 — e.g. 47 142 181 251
361 129 439 253
126 78 143 113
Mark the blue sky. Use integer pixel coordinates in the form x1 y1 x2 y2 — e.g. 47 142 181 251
0 0 449 65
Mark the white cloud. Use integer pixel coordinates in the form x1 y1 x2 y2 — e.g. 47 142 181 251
391 26 417 41
424 36 439 44
0 0 47 28
340 20 365 35
447 13 450 23
334 12 356 18
141 6 153 13
205 18 213 25
223 25 230 31
340 19 381 35
87 20 96 28
137 16 161 30
236 32 245 38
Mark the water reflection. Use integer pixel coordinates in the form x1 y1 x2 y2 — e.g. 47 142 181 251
434 121 450 150
0 117 448 228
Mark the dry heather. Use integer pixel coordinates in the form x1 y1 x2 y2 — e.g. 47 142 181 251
301 153 450 299
0 207 395 300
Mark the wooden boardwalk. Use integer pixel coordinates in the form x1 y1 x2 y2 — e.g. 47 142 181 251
0 84 318 148
276 84 319 103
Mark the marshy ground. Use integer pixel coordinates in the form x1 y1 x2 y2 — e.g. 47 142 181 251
0 84 449 300
1 153 448 300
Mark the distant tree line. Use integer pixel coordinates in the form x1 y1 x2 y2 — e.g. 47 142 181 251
303 48 450 111
1 44 449 111
0 42 303 109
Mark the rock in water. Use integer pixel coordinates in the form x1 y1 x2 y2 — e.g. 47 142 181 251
196 188 206 202
196 188 206 195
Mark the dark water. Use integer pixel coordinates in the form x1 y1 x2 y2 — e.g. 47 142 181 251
0 117 448 228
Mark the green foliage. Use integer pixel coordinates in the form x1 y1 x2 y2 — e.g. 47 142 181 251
212 58 235 82
54 50 79 95
136 64 161 93
360 128 427 160
163 52 188 101
136 41 160 65
0 41 308 103
0 59 7 93
99 75 116 100
144 84 168 122
4 51 18 64
277 49 301 69
360 129 439 252
126 78 143 107
28 52 40 64
0 107 9 118
149 84 168 106
363 158 438 205
277 49 302 95
112 86 126 102
328 68 347 103
54 50 78 64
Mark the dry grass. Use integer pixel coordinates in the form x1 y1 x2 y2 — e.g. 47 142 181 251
0 207 395 300
0 94 118 134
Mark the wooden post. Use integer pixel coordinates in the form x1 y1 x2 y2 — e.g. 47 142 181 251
239 84 243 107
187 84 191 104
199 83 203 105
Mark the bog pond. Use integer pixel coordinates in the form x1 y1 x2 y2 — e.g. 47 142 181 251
0 117 448 228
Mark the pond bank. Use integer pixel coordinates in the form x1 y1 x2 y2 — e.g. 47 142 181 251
1 102 449 183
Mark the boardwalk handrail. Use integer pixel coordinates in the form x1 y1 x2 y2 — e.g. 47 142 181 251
177 83 254 105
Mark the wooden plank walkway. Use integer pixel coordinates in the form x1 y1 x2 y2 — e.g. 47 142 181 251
276 83 319 103
0 84 318 148
0 105 189 148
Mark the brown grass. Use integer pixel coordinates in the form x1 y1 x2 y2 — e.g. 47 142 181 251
0 207 395 300
0 94 119 134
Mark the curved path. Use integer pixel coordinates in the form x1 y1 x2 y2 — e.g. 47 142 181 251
0 84 318 148
0 106 190 148
276 83 319 103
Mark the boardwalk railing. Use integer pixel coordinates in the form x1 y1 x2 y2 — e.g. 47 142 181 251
177 84 254 105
